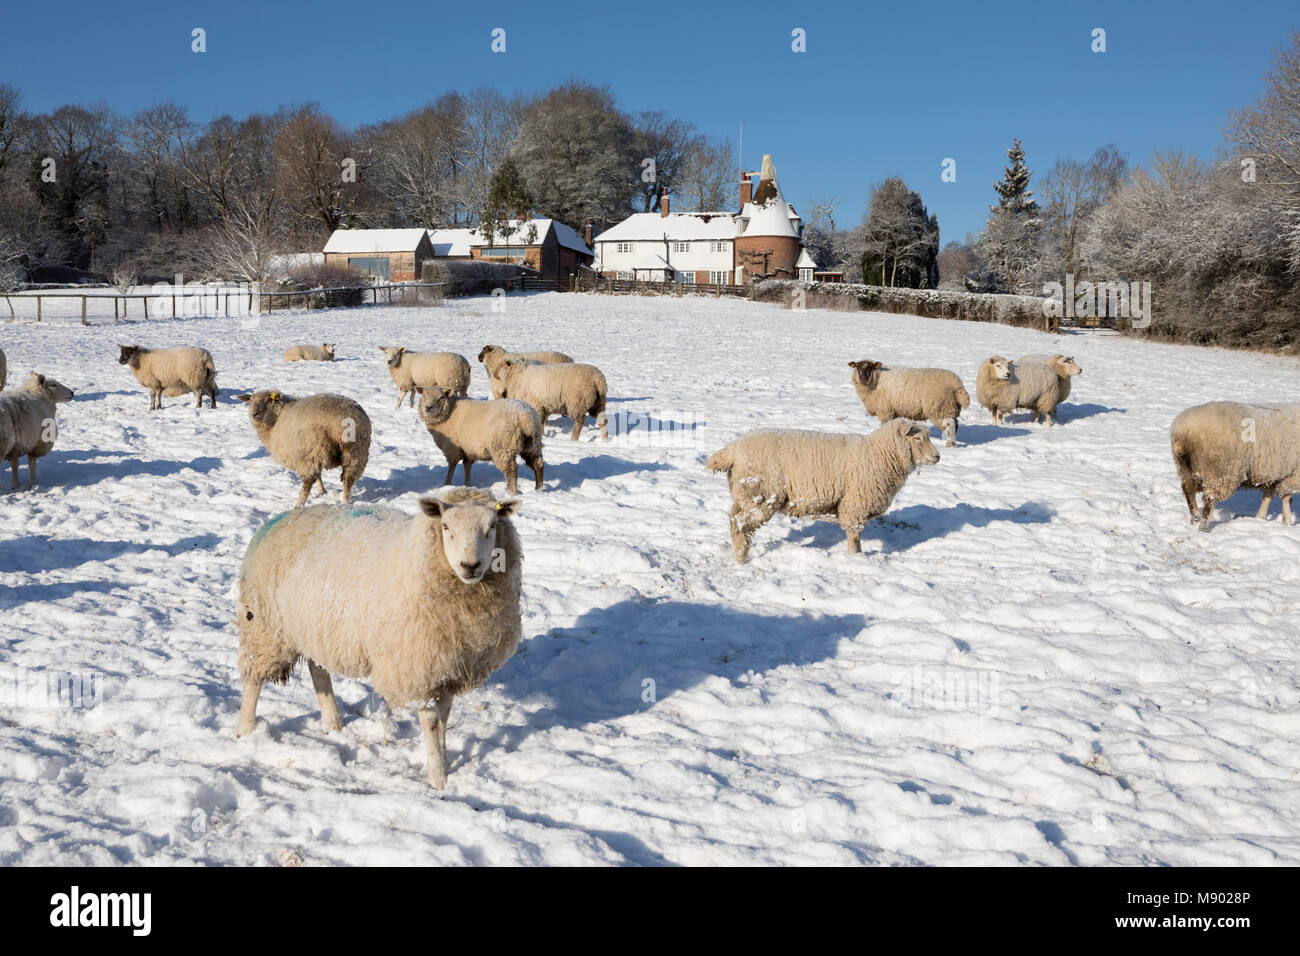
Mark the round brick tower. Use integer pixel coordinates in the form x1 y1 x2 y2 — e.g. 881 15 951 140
735 154 801 282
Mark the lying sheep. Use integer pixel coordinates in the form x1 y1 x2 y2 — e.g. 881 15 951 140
1018 354 1082 405
477 345 573 397
417 386 544 495
1171 401 1300 531
0 348 6 391
496 359 609 440
706 420 940 562
236 390 371 507
378 347 470 408
0 373 75 489
976 356 1017 425
848 360 969 446
284 343 335 362
235 487 523 789
118 344 218 410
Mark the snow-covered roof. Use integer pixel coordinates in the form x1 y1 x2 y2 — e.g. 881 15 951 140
323 229 430 254
596 212 739 243
466 218 593 257
426 228 476 257
797 248 818 269
742 156 799 239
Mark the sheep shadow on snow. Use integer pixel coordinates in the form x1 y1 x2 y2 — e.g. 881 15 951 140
485 598 869 752
0 533 222 575
779 501 1055 555
998 402 1123 426
946 422 1031 445
362 455 671 498
19 450 224 486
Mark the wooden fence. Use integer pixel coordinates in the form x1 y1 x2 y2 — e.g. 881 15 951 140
568 273 754 297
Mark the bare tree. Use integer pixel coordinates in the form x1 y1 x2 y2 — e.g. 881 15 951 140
206 185 287 285
677 136 734 211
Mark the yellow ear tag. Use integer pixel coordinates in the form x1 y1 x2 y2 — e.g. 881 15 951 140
270 391 281 401
494 502 502 511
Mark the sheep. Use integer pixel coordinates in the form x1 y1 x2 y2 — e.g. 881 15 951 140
1017 353 1082 404
1170 401 1300 531
0 348 6 391
976 356 1016 425
496 359 609 440
236 390 372 507
0 373 75 489
706 420 941 562
235 487 523 789
118 344 218 410
416 386 544 495
378 347 470 408
478 344 572 380
284 343 336 362
847 359 970 446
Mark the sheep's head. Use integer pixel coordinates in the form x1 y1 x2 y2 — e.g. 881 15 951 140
379 346 406 368
848 359 883 388
985 356 1012 381
477 345 501 364
118 345 142 368
322 343 336 359
419 490 521 585
237 389 288 426
893 420 940 468
417 386 453 425
26 373 75 403
1054 355 1082 377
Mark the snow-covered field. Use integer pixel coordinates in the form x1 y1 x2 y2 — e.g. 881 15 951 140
2 291 1299 866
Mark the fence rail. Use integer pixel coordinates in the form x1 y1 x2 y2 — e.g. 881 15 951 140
568 274 754 297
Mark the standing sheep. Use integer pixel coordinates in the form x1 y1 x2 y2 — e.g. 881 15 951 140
284 343 336 362
706 420 941 562
495 359 609 440
976 356 1016 425
478 345 573 397
378 347 470 408
417 386 544 495
236 390 371 507
1018 354 1082 405
848 359 970 446
235 487 523 789
118 344 218 410
1171 401 1300 531
0 373 75 489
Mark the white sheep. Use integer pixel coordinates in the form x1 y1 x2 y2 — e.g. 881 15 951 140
848 359 970 446
477 345 573 397
706 420 941 562
0 373 75 489
1171 401 1300 530
976 356 1016 425
496 359 609 440
284 343 336 362
378 347 470 408
118 344 218 410
235 487 523 789
1017 353 1082 405
236 390 372 507
416 386 544 495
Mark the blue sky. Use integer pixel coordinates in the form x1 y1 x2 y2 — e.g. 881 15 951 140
1 0 1295 241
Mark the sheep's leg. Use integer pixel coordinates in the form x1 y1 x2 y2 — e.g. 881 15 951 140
236 680 262 737
395 391 406 410
1180 477 1200 522
1257 490 1274 520
524 452 544 490
569 414 584 441
1283 495 1293 526
25 456 35 486
845 527 863 553
502 458 518 495
417 696 454 789
729 500 775 563
194 389 202 408
941 418 956 447
407 389 417 409
9 458 19 490
462 459 474 486
597 411 609 441
306 660 343 732
295 473 318 508
1198 496 1215 532
315 476 326 497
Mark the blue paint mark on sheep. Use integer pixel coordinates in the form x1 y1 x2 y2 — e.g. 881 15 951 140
248 511 291 551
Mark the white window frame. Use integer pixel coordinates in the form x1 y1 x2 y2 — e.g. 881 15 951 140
709 270 729 285
616 242 633 254
674 241 690 253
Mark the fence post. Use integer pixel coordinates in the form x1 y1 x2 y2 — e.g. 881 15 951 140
36 295 41 322
81 295 87 326
172 292 176 318
114 297 118 321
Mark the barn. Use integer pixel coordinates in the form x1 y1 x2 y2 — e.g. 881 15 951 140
467 218 593 281
322 229 435 281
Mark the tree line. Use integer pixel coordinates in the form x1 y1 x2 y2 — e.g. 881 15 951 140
0 80 735 286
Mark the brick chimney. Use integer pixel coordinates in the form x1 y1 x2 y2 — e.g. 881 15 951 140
584 218 592 247
660 188 670 218
738 173 753 210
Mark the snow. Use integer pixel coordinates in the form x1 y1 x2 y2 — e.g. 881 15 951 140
465 219 592 257
595 212 740 243
2 292 1300 866
425 229 476 258
322 229 429 254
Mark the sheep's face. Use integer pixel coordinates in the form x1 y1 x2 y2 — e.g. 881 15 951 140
477 345 501 364
417 386 453 425
420 495 522 584
322 344 336 359
1055 355 1082 377
898 421 940 467
849 359 883 389
237 390 285 426
380 346 406 368
118 345 142 368
27 373 75 403
986 357 1012 381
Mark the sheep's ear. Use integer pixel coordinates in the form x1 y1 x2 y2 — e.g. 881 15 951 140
418 496 444 517
36 374 46 386
495 497 521 518
236 393 253 403
477 346 488 361
905 423 929 438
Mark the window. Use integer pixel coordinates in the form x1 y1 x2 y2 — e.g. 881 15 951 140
479 246 530 258
710 241 727 253
799 268 814 281
347 256 390 279
676 271 695 284
616 242 633 254
709 271 729 285
674 241 690 253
